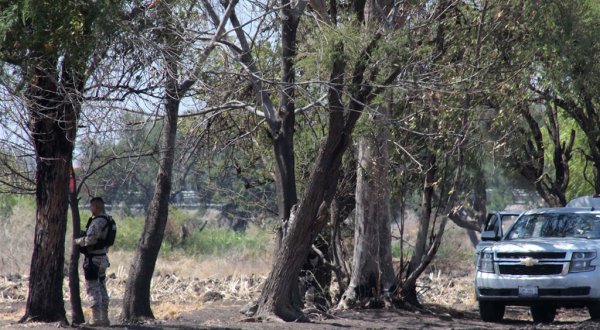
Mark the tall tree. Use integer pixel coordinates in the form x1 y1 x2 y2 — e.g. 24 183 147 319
338 104 395 309
212 0 404 319
525 0 600 192
337 0 399 309
209 0 303 251
511 102 574 207
122 0 235 321
0 0 120 323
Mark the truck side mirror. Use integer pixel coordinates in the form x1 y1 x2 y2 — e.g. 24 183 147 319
481 230 500 242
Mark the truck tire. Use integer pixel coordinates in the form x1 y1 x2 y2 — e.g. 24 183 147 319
588 301 600 320
530 304 556 323
479 301 505 322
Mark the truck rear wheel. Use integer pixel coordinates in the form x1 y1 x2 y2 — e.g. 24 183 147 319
479 301 505 322
530 304 556 323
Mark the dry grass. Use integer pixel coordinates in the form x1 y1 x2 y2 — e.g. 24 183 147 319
418 268 478 310
0 201 478 322
400 217 479 311
0 253 269 322
0 202 36 276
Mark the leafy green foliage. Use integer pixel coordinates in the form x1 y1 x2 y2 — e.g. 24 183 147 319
547 114 595 200
105 210 270 258
109 214 145 251
530 1 600 94
509 0 600 196
0 0 123 70
0 194 17 219
181 227 270 257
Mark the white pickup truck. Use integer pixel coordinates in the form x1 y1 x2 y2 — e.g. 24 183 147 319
475 197 600 323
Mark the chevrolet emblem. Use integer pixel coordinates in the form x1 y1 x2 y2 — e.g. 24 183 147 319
520 257 539 267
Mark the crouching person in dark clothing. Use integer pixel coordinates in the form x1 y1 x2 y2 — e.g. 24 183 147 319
75 197 111 326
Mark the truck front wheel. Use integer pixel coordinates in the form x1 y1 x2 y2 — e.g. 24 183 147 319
479 301 505 322
530 304 556 323
588 301 600 320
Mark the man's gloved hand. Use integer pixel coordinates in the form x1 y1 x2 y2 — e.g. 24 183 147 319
74 237 85 245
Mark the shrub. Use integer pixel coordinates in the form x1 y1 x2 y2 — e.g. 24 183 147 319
182 226 270 257
112 215 145 250
105 211 271 258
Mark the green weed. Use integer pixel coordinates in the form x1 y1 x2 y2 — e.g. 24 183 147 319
182 227 270 257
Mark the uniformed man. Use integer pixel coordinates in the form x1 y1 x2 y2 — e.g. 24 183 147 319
74 196 111 326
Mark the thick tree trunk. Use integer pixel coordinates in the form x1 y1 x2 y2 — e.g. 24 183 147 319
255 49 349 321
338 106 394 309
20 66 78 324
122 81 180 321
256 136 352 321
254 34 388 320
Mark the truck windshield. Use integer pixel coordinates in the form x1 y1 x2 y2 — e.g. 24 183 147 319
506 213 600 240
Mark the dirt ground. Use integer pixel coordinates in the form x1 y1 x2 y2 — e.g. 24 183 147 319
2 225 599 330
2 265 599 329
1 299 599 330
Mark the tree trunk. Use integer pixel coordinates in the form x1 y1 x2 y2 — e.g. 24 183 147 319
122 77 180 321
255 136 352 321
410 153 436 270
402 152 436 306
68 167 85 325
121 1 192 320
272 0 300 252
518 105 571 207
20 66 78 324
338 106 394 309
255 46 354 320
254 34 392 320
217 0 300 252
467 158 488 247
329 153 357 302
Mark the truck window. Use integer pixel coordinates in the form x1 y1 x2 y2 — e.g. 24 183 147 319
506 213 600 239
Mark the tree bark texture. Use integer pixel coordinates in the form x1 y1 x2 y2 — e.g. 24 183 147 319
518 105 571 207
402 152 436 305
255 32 393 320
409 153 436 272
272 0 300 251
549 94 600 193
255 43 355 321
329 153 357 301
122 77 180 321
256 134 353 321
68 171 85 325
21 65 79 324
224 2 300 252
338 106 394 309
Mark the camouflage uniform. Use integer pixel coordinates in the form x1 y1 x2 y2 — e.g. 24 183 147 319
75 214 111 325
